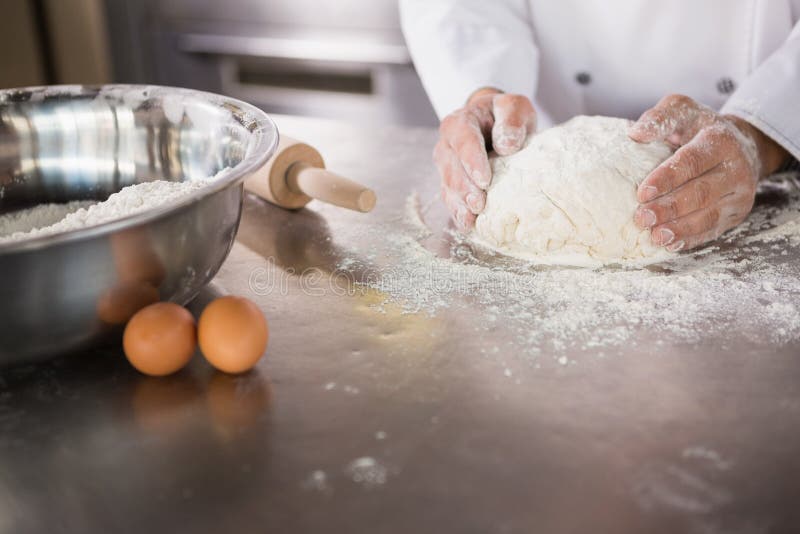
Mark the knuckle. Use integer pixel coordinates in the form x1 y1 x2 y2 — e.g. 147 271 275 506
647 166 670 193
653 164 677 191
442 187 461 210
702 208 721 230
509 94 532 109
464 108 491 132
450 127 471 150
451 166 471 193
706 124 734 147
644 107 666 123
453 109 473 124
461 173 479 194
463 106 481 121
669 94 694 107
664 197 680 220
452 128 483 156
643 109 671 132
494 93 513 106
468 93 494 109
676 149 702 177
496 94 535 121
693 179 712 207
439 114 458 134
450 171 469 193
658 94 677 107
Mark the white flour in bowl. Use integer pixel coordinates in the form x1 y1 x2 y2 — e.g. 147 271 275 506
0 176 224 244
0 200 95 238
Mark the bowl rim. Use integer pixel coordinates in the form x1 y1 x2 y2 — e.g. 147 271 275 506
0 84 280 254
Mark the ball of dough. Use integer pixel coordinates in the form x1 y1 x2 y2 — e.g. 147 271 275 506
474 116 675 266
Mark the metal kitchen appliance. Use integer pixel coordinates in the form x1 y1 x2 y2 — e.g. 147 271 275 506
103 0 438 126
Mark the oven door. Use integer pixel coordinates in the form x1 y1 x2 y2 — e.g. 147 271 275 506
177 31 436 126
103 0 437 126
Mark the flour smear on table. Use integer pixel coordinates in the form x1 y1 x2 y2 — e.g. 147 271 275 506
332 173 800 362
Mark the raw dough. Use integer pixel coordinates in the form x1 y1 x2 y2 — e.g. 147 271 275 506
474 115 675 266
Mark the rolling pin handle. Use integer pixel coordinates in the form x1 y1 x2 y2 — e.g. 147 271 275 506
287 162 376 213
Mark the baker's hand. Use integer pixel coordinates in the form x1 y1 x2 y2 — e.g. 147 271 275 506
628 94 789 251
434 88 536 230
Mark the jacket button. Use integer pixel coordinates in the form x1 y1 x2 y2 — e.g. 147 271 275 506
717 77 736 94
575 72 591 85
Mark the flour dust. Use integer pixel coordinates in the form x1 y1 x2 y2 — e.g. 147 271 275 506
332 173 800 362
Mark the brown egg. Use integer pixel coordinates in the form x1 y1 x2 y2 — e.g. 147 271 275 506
198 297 268 374
123 302 197 376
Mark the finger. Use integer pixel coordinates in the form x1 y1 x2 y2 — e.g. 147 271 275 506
434 142 486 214
634 167 729 228
666 216 746 252
650 207 719 248
492 94 536 156
629 94 716 145
637 127 729 202
440 110 493 188
441 185 476 231
650 200 744 249
684 199 751 250
665 230 717 252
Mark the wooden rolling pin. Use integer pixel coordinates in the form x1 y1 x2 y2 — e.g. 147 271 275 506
244 136 376 212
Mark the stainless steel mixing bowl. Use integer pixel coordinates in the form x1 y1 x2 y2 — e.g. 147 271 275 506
0 85 279 365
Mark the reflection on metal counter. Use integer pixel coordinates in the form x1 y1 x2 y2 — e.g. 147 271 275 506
2 115 800 533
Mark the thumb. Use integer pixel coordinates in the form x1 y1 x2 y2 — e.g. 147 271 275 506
629 94 716 146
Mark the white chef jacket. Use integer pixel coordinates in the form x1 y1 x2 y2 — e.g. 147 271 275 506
399 0 800 161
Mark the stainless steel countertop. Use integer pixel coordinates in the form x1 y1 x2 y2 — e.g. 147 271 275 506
2 115 800 534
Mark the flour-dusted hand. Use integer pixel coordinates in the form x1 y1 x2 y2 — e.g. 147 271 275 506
433 89 537 230
628 94 789 251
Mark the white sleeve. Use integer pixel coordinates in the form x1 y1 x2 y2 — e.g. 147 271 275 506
721 21 800 162
399 0 538 119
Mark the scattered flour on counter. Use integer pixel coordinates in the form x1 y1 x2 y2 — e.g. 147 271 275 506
681 447 733 471
345 457 389 488
404 191 434 238
0 177 221 244
334 174 800 358
301 470 331 493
